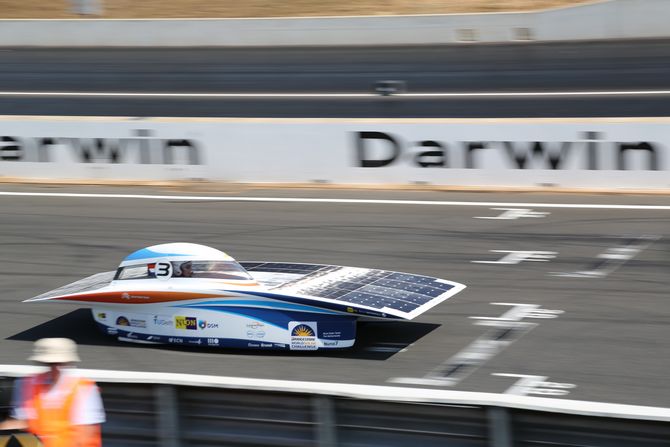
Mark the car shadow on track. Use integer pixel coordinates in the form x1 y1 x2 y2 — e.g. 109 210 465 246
7 309 440 361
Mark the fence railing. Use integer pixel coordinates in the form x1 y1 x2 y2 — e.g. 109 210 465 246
1 366 669 447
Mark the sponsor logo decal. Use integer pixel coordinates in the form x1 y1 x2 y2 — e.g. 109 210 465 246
153 315 173 327
175 316 197 330
116 315 146 328
121 292 150 300
207 338 219 345
289 322 318 351
198 320 219 330
291 324 315 337
322 341 338 347
246 322 266 338
246 330 266 339
116 316 130 326
106 327 118 335
168 337 184 344
248 342 260 348
322 331 341 339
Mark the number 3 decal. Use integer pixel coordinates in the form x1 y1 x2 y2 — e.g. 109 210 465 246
155 260 172 280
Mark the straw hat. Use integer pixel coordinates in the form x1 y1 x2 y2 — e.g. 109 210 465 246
29 338 81 364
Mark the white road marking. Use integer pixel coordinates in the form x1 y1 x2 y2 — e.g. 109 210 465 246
470 303 563 326
474 208 550 220
1 191 670 210
0 91 373 98
0 90 669 98
551 235 660 278
386 377 455 386
472 250 558 264
494 373 576 396
389 304 563 387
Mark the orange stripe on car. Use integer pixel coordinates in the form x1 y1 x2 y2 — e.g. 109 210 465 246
55 291 232 304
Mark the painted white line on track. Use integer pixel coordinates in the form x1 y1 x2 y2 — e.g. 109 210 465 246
405 90 670 98
390 304 564 387
0 191 669 210
0 91 372 98
493 373 576 397
0 90 669 99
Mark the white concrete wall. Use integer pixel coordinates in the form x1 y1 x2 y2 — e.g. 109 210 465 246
0 0 668 47
1 116 669 190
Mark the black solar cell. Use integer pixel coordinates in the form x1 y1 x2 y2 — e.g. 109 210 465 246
361 286 433 304
336 281 365 292
387 272 438 284
373 279 446 297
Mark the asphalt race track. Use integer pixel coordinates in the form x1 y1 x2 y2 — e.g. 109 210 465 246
1 39 670 117
0 185 668 408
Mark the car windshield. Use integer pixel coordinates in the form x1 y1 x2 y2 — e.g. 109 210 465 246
171 260 252 280
115 260 253 281
115 264 151 280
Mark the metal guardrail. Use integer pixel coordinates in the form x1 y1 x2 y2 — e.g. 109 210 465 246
1 366 669 447
102 383 670 447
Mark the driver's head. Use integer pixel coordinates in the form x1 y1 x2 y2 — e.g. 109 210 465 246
180 261 193 277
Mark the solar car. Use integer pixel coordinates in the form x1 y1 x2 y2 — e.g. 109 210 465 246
25 243 466 350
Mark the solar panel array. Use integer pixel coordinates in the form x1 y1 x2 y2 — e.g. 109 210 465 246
240 262 329 275
251 263 455 314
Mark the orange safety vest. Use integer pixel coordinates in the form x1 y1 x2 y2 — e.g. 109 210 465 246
22 374 102 447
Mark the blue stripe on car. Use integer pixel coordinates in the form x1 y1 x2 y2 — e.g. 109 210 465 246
124 248 190 261
176 300 340 315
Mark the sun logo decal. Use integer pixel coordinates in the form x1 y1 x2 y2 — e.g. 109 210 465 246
291 324 315 337
116 316 130 326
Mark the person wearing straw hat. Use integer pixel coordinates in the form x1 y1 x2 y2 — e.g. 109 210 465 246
3 338 105 447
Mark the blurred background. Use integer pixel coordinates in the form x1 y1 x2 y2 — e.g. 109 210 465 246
0 0 586 18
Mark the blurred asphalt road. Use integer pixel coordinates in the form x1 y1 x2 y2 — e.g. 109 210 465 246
0 39 670 117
